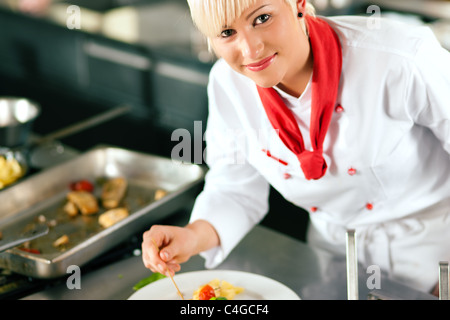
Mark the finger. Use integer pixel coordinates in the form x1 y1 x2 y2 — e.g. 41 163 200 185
141 241 157 271
141 230 166 270
164 262 181 277
159 249 170 262
158 232 184 263
166 261 181 271
161 248 191 265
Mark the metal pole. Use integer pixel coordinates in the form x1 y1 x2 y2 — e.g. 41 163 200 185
439 261 449 300
346 229 358 300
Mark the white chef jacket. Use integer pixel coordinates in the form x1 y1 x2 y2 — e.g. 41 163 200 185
189 15 450 293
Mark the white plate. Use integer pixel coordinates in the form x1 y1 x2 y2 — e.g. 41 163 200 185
128 270 300 300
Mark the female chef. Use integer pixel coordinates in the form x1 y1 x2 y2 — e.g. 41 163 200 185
142 0 450 294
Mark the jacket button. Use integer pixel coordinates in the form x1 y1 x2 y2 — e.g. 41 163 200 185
348 167 357 176
365 203 374 210
283 173 292 179
310 206 318 212
335 104 344 113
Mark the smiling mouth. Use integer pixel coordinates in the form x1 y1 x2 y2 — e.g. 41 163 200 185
245 54 277 72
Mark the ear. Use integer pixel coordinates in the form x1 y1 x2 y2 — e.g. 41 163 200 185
297 0 306 13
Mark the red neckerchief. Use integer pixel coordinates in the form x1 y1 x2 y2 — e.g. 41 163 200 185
257 16 342 180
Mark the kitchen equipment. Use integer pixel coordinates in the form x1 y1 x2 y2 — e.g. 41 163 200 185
346 229 358 300
0 104 131 189
26 104 131 169
0 146 205 279
27 104 131 148
0 224 49 253
0 97 40 148
439 261 449 300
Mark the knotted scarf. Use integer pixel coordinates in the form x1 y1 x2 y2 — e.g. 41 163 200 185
257 16 342 180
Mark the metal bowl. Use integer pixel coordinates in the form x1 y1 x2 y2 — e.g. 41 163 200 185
0 97 40 148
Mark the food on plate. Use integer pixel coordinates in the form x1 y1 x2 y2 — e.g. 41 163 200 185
53 234 69 247
193 279 244 300
101 177 127 209
132 272 166 291
98 207 129 228
154 189 167 201
66 191 99 215
0 156 25 189
197 284 217 300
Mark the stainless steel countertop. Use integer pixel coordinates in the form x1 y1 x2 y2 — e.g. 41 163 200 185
22 224 437 300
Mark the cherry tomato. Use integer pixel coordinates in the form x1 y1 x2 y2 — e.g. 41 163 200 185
198 284 216 300
70 179 94 192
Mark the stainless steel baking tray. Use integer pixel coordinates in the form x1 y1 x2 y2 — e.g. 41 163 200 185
0 146 205 279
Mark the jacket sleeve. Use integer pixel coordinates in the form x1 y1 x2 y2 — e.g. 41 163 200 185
407 30 450 155
189 63 270 268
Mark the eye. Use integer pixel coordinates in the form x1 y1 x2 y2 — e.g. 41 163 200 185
220 29 236 38
254 14 271 26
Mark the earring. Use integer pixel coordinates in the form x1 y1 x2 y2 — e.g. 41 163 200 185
298 12 303 18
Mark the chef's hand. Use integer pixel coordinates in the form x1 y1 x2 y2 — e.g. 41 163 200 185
141 220 220 276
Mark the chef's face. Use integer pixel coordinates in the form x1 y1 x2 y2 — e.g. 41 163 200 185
210 0 311 89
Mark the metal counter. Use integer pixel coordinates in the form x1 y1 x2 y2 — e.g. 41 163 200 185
21 224 437 300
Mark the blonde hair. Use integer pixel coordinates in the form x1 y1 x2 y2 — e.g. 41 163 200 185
187 0 315 38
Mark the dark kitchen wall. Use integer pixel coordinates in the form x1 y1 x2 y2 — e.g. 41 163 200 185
0 6 212 135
